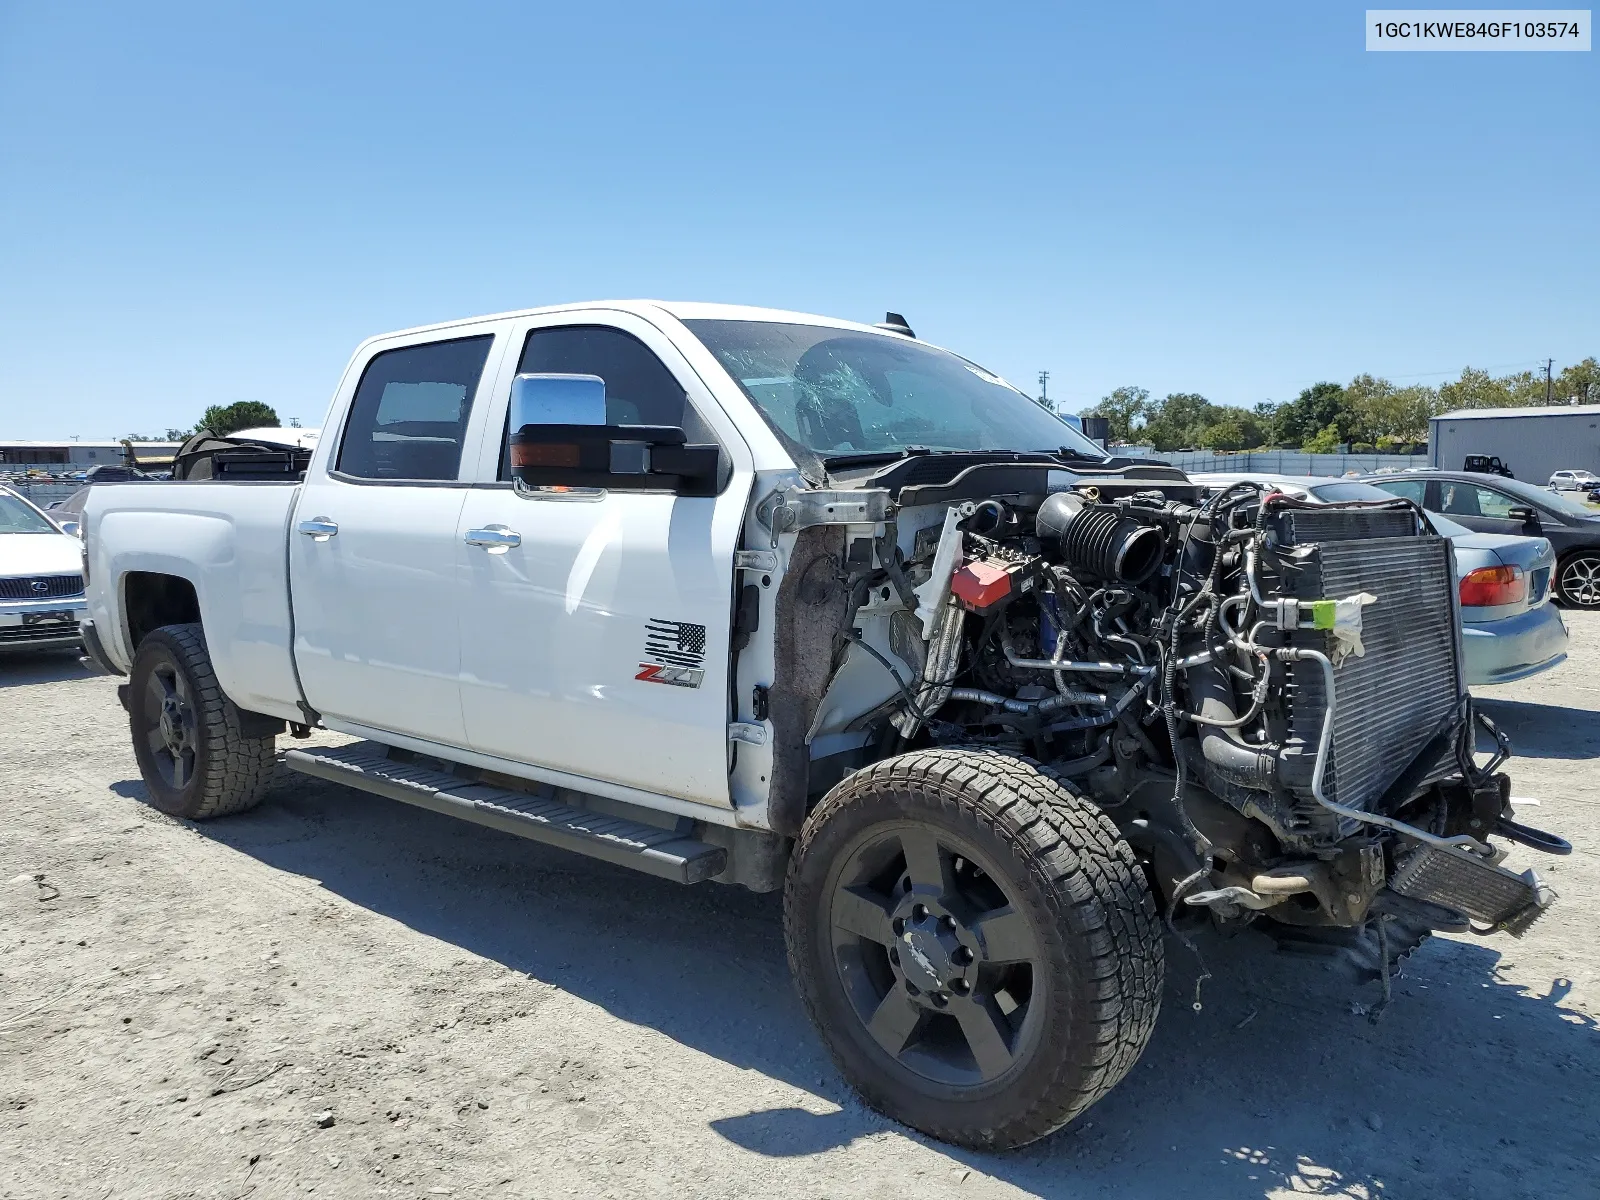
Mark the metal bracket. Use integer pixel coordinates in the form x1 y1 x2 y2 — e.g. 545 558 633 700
733 549 778 572
727 722 768 747
756 487 892 535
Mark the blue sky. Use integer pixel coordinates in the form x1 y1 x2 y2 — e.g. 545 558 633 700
1 2 1594 438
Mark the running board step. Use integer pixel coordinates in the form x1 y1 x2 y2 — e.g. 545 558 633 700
283 742 727 884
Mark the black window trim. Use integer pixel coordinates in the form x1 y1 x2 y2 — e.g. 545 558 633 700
330 331 498 486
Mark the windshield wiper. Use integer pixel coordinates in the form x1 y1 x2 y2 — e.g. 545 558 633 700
1052 446 1111 465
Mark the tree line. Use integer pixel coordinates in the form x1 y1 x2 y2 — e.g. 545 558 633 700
1077 358 1600 453
123 402 282 444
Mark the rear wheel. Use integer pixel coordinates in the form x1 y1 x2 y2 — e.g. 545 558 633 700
129 623 276 819
1556 552 1600 609
784 748 1162 1149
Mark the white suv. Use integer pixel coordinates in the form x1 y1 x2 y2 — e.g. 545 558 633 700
1548 470 1600 491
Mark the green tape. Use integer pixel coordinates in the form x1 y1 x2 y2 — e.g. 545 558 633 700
1310 600 1336 629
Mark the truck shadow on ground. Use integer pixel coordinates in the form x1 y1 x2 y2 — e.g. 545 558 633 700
127 767 1600 1200
1474 697 1600 760
0 648 92 690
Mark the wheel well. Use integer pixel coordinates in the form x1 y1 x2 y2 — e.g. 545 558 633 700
124 572 200 649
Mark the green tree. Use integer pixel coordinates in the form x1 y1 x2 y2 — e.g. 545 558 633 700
1250 401 1282 447
199 401 279 437
1199 412 1250 452
1303 421 1343 454
1142 392 1216 450
1277 382 1346 448
165 427 190 441
1342 374 1393 445
1438 367 1512 412
1078 386 1150 444
1556 357 1600 404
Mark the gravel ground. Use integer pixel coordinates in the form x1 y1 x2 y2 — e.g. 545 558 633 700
2 613 1597 1200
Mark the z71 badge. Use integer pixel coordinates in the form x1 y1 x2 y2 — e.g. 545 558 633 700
637 619 707 689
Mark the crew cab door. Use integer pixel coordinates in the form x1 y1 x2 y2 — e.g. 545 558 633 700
454 313 752 807
290 326 506 745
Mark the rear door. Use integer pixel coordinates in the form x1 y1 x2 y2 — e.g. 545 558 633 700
454 312 753 807
291 327 506 746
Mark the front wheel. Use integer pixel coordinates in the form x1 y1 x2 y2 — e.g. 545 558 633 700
784 748 1163 1149
129 623 277 819
1556 553 1600 609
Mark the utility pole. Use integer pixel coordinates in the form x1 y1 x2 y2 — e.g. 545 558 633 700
1545 359 1553 405
1037 370 1050 411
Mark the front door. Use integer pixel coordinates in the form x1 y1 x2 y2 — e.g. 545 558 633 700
454 315 751 807
1434 479 1539 537
291 330 503 746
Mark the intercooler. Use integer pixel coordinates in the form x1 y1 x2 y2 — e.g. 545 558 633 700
1274 518 1464 842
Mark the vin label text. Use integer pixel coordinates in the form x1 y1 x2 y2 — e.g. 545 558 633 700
1367 9 1590 49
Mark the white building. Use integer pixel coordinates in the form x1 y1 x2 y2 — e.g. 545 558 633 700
1429 405 1600 483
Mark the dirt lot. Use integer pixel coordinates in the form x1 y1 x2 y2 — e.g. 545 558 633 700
2 615 1597 1200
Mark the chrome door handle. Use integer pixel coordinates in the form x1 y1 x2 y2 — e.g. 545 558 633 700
297 517 338 541
464 525 521 549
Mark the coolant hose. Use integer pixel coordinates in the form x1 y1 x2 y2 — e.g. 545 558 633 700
1185 657 1277 789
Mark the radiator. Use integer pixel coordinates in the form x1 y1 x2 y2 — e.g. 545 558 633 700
1274 526 1464 842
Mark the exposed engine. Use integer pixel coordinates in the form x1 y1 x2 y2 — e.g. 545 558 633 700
826 474 1568 959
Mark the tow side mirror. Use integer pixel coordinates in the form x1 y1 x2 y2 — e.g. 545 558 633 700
508 373 719 497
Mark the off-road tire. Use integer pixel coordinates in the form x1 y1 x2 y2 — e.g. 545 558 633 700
129 623 276 819
784 747 1163 1149
1555 552 1600 610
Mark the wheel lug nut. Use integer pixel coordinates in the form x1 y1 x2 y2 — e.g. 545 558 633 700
930 992 948 1008
939 915 957 932
906 981 920 995
889 947 899 966
892 918 905 937
950 978 971 996
911 904 928 922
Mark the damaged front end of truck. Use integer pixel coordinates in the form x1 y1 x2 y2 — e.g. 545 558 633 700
763 453 1570 987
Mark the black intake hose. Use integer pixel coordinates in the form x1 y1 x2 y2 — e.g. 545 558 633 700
1036 492 1164 583
1185 657 1277 790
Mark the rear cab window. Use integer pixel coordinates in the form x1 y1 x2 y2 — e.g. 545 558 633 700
337 336 495 482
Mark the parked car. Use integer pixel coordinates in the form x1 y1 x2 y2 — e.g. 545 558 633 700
1548 469 1600 491
1198 474 1567 684
79 301 1565 1149
0 485 87 652
1361 471 1600 609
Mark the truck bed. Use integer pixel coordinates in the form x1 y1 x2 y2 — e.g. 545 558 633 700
84 481 306 721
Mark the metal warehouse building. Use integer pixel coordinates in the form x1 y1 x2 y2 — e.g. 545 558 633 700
1430 405 1600 484
0 439 182 473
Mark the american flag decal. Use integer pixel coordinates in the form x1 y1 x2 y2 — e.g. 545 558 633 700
637 619 707 688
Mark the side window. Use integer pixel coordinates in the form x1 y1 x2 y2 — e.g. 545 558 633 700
1473 486 1521 518
337 335 494 481
1378 479 1426 504
518 325 686 426
500 325 721 480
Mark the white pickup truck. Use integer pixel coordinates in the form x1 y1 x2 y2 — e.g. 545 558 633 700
83 301 1567 1149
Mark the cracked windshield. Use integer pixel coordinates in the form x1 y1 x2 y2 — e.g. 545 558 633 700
685 319 1104 466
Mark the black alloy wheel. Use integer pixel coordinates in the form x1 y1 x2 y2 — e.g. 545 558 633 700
142 659 199 790
828 823 1045 1087
129 623 277 819
785 748 1163 1149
